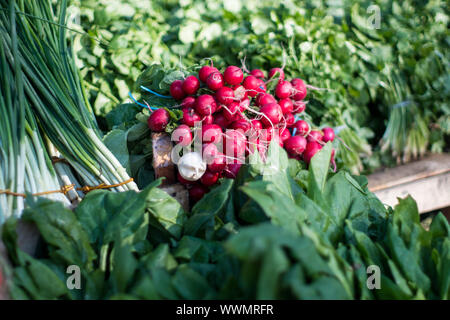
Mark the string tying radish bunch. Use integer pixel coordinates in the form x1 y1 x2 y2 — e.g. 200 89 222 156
145 62 338 203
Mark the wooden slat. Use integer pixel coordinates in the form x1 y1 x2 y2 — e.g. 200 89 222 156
371 172 450 213
368 153 450 192
368 153 450 213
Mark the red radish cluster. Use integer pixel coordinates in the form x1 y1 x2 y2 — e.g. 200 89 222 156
286 125 336 165
151 63 337 203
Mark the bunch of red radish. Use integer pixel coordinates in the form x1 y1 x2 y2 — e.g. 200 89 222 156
147 64 336 202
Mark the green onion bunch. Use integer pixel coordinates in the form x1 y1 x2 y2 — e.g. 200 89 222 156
0 3 69 223
380 71 430 163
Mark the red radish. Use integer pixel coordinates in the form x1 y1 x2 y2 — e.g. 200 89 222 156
231 118 252 133
232 85 248 101
201 170 220 186
189 184 209 202
259 127 274 143
279 98 294 114
147 108 170 132
183 108 201 127
243 75 260 97
172 124 192 146
177 171 193 185
303 141 323 164
202 114 214 125
279 127 292 142
199 65 219 82
268 68 285 81
213 112 230 130
256 93 277 106
293 120 309 136
307 130 324 143
215 86 235 105
224 129 247 157
170 80 186 100
250 119 263 131
322 127 335 142
224 66 244 85
208 153 227 173
285 113 295 127
223 102 243 122
195 95 217 116
250 69 265 79
273 133 284 147
182 75 200 95
256 79 267 93
247 138 266 156
202 124 222 144
291 78 307 101
284 135 307 156
260 103 283 127
224 163 242 179
275 80 293 99
248 119 262 140
293 101 306 114
181 96 196 109
239 97 251 109
202 143 219 163
206 72 224 91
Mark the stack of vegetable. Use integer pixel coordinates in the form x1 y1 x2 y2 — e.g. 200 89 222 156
72 0 449 173
2 142 449 299
0 0 138 223
141 62 340 202
1 0 449 302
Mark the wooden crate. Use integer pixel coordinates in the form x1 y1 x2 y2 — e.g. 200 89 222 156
368 153 450 214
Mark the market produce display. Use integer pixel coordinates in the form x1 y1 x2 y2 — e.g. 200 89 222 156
0 0 449 302
71 0 449 174
136 62 340 200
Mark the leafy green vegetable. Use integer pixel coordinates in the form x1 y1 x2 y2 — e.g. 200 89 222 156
3 143 449 300
21 197 96 271
146 183 187 240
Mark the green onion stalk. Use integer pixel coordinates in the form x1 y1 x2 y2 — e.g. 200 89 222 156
0 3 69 224
0 0 138 194
380 70 430 164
